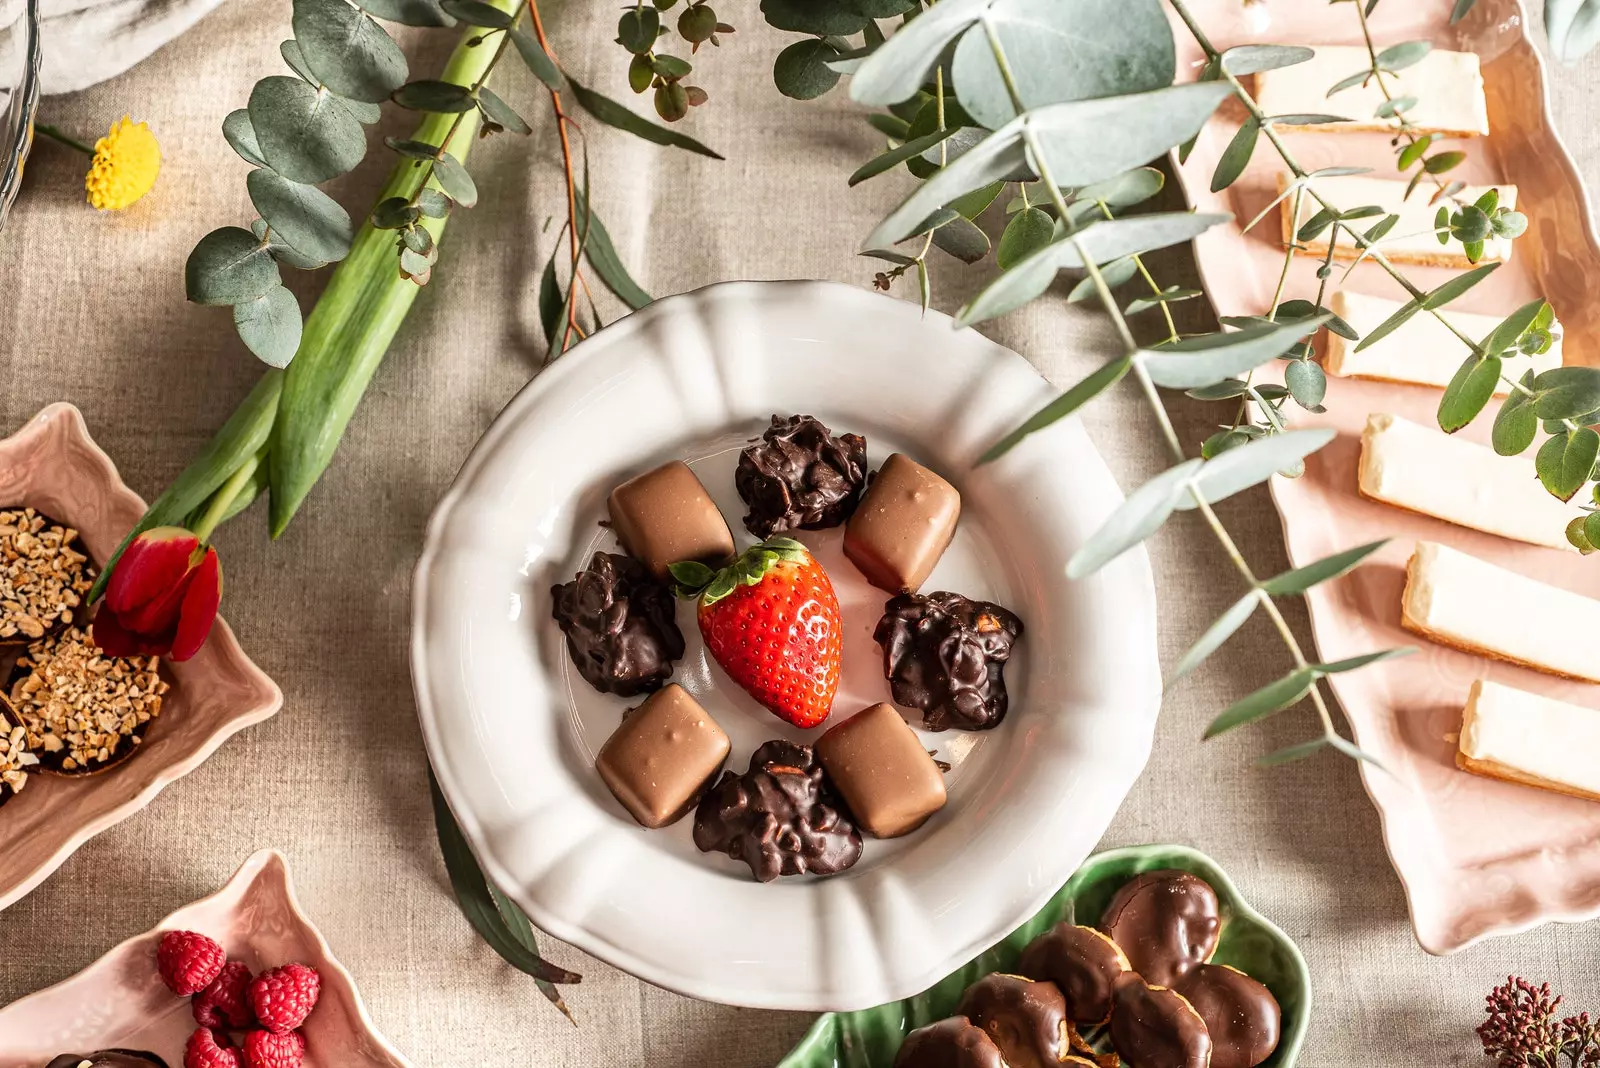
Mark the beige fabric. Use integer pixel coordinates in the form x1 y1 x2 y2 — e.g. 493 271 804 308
3 2 1600 1063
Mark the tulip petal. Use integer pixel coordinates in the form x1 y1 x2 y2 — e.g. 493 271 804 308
169 547 221 662
91 609 170 658
107 527 200 617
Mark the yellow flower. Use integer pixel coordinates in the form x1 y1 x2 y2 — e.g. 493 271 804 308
84 116 161 211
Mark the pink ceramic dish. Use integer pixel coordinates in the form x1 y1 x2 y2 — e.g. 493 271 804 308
1170 0 1600 954
0 403 281 911
0 850 411 1068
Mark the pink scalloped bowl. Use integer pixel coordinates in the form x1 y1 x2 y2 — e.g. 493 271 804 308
1169 0 1600 953
0 850 412 1068
0 403 281 911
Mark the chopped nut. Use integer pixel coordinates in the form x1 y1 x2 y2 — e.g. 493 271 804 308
0 508 95 643
9 626 167 773
0 719 38 797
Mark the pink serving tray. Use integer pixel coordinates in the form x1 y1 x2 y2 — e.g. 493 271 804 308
0 850 411 1068
1170 0 1600 952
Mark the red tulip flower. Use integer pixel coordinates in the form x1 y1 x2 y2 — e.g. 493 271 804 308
92 527 222 661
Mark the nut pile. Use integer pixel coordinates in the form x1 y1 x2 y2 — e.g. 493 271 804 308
10 626 168 772
0 508 94 642
0 718 38 801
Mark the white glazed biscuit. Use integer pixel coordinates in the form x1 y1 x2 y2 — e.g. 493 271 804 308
1280 174 1517 266
1458 679 1600 800
1256 45 1489 137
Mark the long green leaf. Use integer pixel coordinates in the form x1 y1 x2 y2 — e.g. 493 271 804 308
1256 737 1329 767
573 189 651 310
1437 354 1501 433
980 356 1132 463
1169 591 1260 684
1351 297 1421 352
1420 262 1500 310
1315 647 1416 674
1205 668 1317 738
90 372 283 602
1066 458 1203 579
1177 428 1335 510
1260 540 1387 595
849 0 986 106
848 128 962 186
1142 315 1327 390
567 79 723 159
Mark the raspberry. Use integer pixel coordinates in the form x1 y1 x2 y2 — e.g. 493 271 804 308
247 963 320 1034
241 1030 305 1068
184 1028 242 1068
194 960 255 1029
158 930 226 997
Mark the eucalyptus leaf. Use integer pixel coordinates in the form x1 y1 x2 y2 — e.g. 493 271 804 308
392 79 476 112
1210 116 1258 193
1451 0 1481 22
1256 737 1330 767
981 357 1132 463
1260 540 1388 595
293 0 408 102
433 151 478 207
849 0 988 106
1142 315 1328 390
232 285 303 368
1284 358 1326 409
1066 458 1203 578
1170 592 1260 684
186 227 281 306
956 212 1228 325
951 0 1174 130
930 215 990 263
1220 43 1313 75
1533 366 1600 420
510 26 568 92
1077 166 1164 208
1420 262 1500 309
761 0 868 34
775 38 843 100
1204 668 1317 738
1352 297 1421 352
849 128 961 186
1375 40 1432 71
336 96 382 124
251 217 328 270
222 109 267 168
1265 113 1350 126
356 0 454 26
949 180 1005 218
997 207 1055 269
248 75 366 184
1316 647 1416 674
1492 379 1539 455
567 79 724 158
441 0 513 25
574 189 652 310
280 38 319 84
855 0 916 14
537 243 562 345
1177 429 1335 511
246 168 353 264
616 5 659 51
477 86 531 135
1537 427 1600 500
1438 354 1501 433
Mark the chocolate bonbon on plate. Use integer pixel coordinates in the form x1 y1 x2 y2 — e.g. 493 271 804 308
1100 870 1222 987
1108 974 1212 1068
1016 922 1131 1027
607 460 735 580
692 740 862 881
1174 963 1282 1068
735 414 868 537
892 1017 1006 1068
595 684 730 829
45 1053 170 1068
815 702 946 838
954 973 1073 1068
875 591 1024 731
844 453 960 593
551 552 684 697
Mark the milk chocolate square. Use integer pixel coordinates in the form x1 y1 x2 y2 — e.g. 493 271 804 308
815 702 946 838
608 460 735 580
844 453 960 593
596 684 730 829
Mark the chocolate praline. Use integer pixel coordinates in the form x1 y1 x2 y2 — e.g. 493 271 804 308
692 740 862 882
551 552 684 697
954 973 1071 1068
1016 922 1131 1027
735 414 868 537
893 1016 1007 1068
46 1052 170 1068
1108 974 1212 1068
874 591 1024 731
1100 870 1221 988
1175 963 1281 1068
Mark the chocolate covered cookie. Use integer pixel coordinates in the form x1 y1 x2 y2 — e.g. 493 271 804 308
1108 975 1212 1068
1175 964 1281 1068
552 552 684 697
955 974 1071 1068
736 414 867 537
692 740 862 881
1017 922 1131 1027
1101 870 1221 987
893 1017 1006 1068
46 1053 170 1068
875 591 1024 731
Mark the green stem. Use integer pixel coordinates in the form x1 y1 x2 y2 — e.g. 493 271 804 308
192 449 262 543
34 123 95 155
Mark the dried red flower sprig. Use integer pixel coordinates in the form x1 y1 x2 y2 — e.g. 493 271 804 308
1479 976 1600 1068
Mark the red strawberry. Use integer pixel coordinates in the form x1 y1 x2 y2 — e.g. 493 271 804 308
158 930 226 997
672 538 841 728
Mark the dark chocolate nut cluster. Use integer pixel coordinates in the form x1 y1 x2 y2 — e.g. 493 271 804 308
735 414 868 537
692 740 863 881
551 552 684 697
875 592 1024 731
46 1053 170 1068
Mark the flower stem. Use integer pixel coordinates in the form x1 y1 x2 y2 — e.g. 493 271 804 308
34 123 95 156
192 448 262 544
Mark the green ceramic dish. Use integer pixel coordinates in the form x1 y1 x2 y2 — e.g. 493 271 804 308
777 844 1310 1068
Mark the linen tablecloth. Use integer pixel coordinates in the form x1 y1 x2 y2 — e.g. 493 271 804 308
3 3 1599 1063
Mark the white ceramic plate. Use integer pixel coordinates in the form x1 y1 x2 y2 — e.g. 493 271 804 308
411 280 1161 1011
